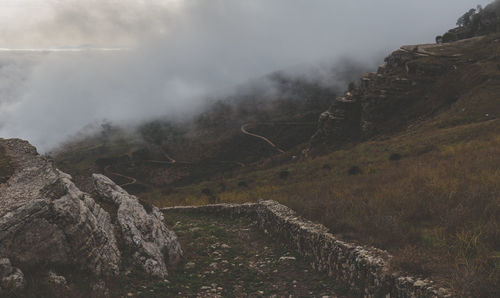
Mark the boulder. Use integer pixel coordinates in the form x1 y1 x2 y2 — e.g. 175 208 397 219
0 139 121 277
93 174 183 278
0 138 184 295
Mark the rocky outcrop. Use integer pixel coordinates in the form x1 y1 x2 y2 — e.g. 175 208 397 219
0 138 182 293
0 138 121 277
163 201 453 297
93 174 183 278
311 41 462 148
311 90 361 146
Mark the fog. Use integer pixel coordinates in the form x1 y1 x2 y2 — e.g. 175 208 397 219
0 0 492 151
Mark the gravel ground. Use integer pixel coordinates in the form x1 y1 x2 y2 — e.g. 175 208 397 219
119 212 350 297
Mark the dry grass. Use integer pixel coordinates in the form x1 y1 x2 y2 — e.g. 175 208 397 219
158 119 500 297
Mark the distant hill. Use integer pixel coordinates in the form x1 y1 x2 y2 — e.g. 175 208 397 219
53 65 365 196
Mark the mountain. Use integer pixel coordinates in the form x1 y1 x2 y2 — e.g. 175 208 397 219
50 6 500 297
53 69 363 197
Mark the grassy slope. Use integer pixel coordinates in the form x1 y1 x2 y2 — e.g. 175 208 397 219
156 36 500 296
162 120 499 297
53 35 500 296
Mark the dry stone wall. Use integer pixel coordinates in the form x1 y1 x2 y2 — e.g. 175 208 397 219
163 201 453 298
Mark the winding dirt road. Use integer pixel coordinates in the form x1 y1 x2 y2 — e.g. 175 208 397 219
240 122 316 154
104 165 137 187
241 123 285 153
102 121 314 187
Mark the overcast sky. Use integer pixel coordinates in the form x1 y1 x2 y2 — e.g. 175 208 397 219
0 0 493 151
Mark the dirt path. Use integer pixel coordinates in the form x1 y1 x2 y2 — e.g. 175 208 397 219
117 212 348 297
241 123 286 154
104 165 137 187
240 122 316 154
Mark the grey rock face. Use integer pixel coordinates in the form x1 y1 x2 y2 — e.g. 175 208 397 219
93 174 183 278
0 139 121 277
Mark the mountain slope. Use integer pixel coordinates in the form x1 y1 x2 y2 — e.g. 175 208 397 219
146 35 500 296
53 22 500 298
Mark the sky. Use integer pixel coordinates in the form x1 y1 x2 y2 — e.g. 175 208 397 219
0 0 493 151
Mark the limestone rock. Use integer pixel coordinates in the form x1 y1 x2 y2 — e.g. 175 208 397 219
0 258 25 291
0 139 121 277
93 174 183 278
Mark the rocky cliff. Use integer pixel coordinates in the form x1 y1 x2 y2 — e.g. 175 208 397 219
311 36 490 149
0 138 182 295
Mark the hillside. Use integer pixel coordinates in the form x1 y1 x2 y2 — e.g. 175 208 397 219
53 14 500 298
179 36 500 296
53 70 364 196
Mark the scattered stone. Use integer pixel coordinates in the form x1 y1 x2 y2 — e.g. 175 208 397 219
46 271 67 287
184 262 195 269
162 200 453 297
279 256 296 262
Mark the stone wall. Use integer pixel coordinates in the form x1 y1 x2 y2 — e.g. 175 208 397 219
163 201 452 297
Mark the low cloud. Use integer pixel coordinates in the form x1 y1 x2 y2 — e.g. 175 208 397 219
0 0 491 151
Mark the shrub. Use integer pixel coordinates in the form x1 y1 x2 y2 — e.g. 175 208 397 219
442 32 457 43
207 195 217 204
347 166 362 175
279 170 290 180
389 153 402 161
201 188 213 196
